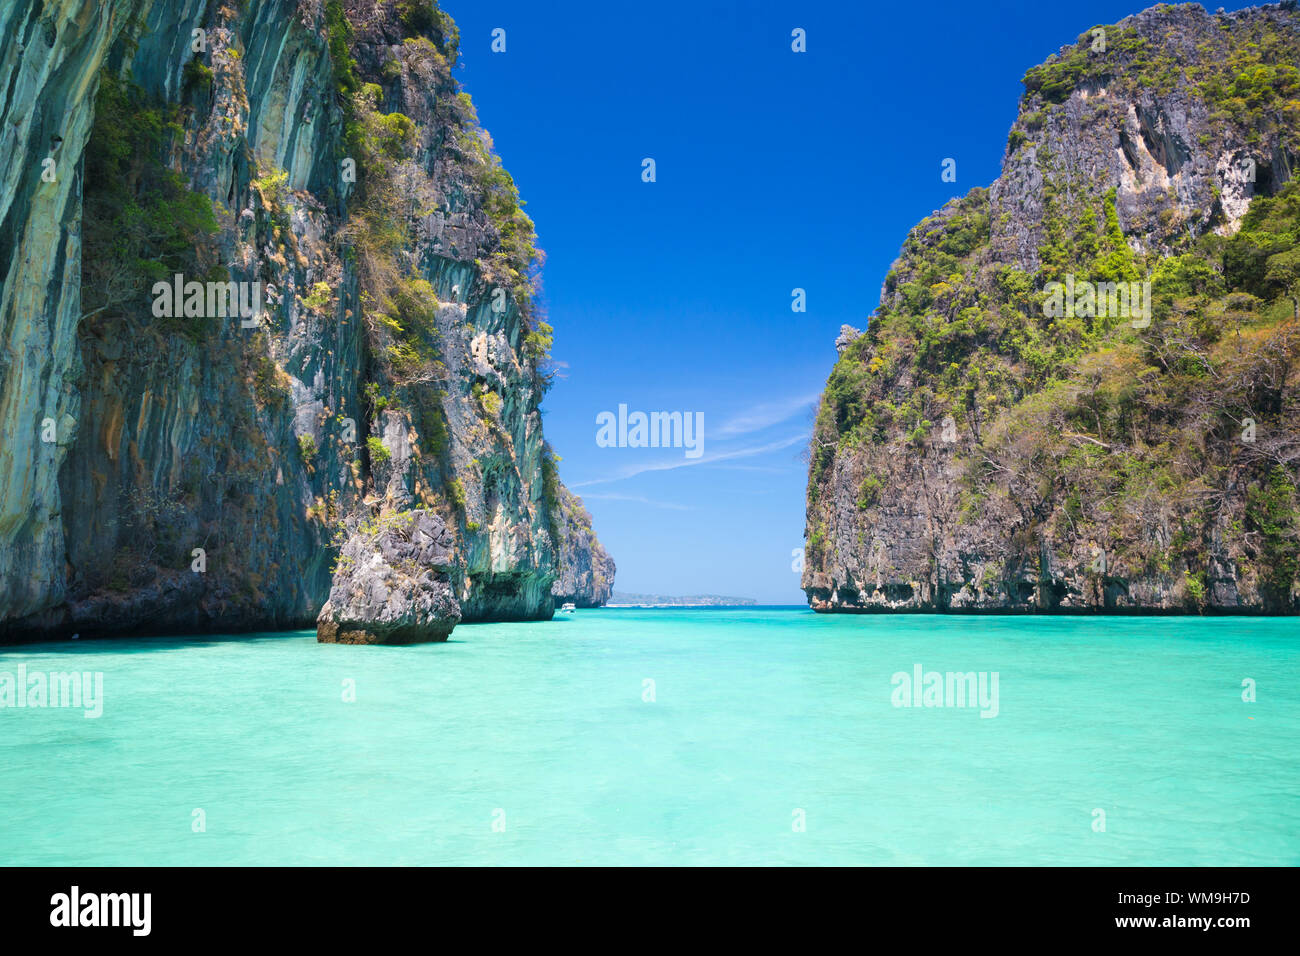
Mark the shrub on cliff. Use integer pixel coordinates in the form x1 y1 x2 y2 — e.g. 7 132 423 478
81 74 219 338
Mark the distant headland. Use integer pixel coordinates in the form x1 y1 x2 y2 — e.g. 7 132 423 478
608 591 757 607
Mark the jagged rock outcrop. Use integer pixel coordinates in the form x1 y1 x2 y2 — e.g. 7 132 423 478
835 325 863 354
550 484 615 607
317 510 459 643
804 3 1300 614
0 1 609 641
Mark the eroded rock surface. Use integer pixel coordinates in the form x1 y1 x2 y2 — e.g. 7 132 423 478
0 1 612 642
803 4 1300 614
318 511 460 644
550 484 616 607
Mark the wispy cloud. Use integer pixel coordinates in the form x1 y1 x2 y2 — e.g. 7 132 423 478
579 493 691 511
572 433 808 489
714 392 819 439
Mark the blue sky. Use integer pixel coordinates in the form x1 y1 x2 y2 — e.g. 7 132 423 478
447 0 1256 604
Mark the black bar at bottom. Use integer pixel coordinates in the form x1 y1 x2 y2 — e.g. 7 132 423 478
0 866 1286 942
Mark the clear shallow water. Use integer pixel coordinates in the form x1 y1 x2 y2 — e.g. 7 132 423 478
1 608 1297 866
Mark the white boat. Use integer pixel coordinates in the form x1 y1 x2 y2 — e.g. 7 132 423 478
560 602 576 613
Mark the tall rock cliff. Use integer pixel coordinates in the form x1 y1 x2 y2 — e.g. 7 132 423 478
804 3 1300 614
549 483 615 607
0 0 609 640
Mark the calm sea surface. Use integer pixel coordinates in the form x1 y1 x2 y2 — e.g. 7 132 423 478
2 608 1296 865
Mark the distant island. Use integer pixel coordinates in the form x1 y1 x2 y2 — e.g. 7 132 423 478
608 591 757 607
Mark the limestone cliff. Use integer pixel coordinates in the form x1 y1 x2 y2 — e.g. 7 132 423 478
550 483 615 607
0 0 609 640
804 3 1300 614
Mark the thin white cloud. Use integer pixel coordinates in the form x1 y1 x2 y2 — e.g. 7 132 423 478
572 432 808 489
580 493 691 511
713 392 819 439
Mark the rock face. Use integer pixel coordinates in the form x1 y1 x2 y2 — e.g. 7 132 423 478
804 3 1300 615
550 484 616 607
0 0 611 642
835 325 863 354
317 510 460 644
0 0 130 636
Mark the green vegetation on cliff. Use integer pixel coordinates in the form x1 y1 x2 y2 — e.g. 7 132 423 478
328 0 551 532
808 5 1300 611
1024 3 1300 150
815 176 1300 604
81 74 219 338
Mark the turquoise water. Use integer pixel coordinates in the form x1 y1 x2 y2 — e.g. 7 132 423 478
1 608 1297 865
